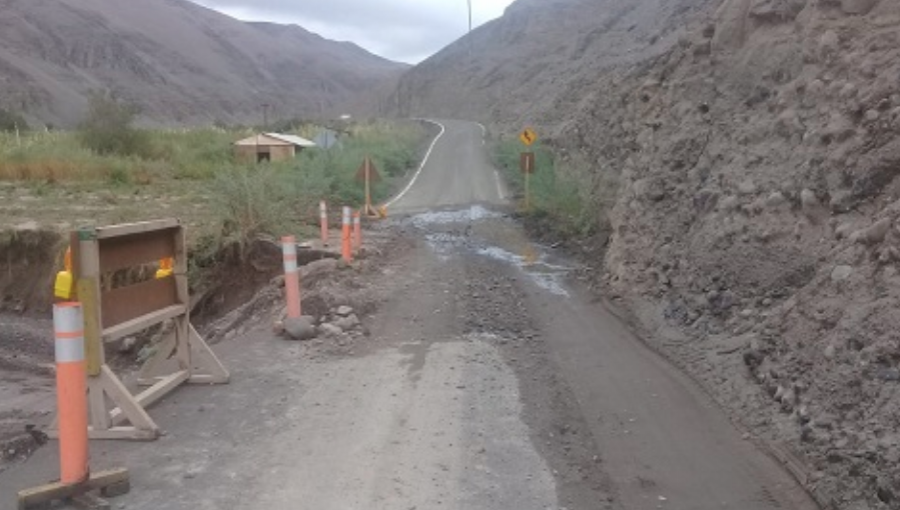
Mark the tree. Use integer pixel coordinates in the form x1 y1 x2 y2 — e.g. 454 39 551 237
78 92 149 157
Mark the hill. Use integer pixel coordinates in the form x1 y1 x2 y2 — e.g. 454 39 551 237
0 0 408 127
392 0 900 508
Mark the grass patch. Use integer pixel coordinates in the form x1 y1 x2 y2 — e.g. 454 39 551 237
493 139 617 238
0 120 426 250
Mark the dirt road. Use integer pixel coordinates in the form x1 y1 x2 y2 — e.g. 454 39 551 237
1 120 818 510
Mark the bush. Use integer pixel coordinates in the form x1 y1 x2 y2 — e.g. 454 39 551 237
0 108 28 132
209 165 295 254
78 92 150 157
493 139 615 237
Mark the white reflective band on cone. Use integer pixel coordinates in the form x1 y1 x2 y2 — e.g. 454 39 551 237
55 337 85 363
53 304 85 363
342 207 351 224
282 237 298 272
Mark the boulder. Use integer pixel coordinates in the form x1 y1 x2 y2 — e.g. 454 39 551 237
336 305 354 317
738 180 758 196
720 195 740 212
765 191 786 208
850 218 891 245
318 323 344 337
284 316 317 341
831 265 853 282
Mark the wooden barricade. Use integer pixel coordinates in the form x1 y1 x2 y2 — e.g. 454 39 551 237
52 219 229 441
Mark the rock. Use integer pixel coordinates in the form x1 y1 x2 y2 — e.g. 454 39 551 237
720 195 740 212
831 265 853 282
852 218 891 245
694 188 720 213
300 258 338 278
118 336 138 353
738 180 758 196
284 316 317 341
270 275 285 288
829 190 854 213
819 30 840 59
336 305 354 317
765 191 786 208
318 323 344 337
824 344 836 360
876 367 900 382
835 222 855 239
840 0 878 15
823 113 856 143
333 314 360 331
800 188 819 210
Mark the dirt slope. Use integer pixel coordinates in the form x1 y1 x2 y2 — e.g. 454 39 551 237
393 1 900 508
0 0 408 127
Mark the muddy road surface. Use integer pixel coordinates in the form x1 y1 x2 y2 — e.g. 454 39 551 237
1 120 818 510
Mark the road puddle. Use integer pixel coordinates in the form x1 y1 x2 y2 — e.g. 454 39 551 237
407 206 573 297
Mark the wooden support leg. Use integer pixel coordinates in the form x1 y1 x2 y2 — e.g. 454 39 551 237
17 468 129 510
188 325 230 384
94 365 159 440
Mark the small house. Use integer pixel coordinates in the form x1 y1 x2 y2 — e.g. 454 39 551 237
234 133 317 163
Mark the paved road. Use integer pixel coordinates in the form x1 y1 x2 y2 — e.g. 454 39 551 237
0 119 818 510
387 119 505 214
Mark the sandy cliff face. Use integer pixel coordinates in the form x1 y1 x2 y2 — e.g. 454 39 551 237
396 0 900 507
586 2 900 507
0 0 407 127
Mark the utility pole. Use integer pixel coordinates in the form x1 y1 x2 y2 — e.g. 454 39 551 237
467 0 473 55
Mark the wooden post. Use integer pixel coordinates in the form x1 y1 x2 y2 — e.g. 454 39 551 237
525 171 531 211
364 158 372 216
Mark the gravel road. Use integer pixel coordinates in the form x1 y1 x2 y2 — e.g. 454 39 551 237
0 120 819 510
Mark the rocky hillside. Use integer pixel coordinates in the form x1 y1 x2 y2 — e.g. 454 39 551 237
0 0 407 127
394 0 900 508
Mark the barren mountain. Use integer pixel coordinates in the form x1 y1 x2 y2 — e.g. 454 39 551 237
394 0 900 509
0 0 407 127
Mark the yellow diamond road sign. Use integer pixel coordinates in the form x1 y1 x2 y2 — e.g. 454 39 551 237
520 128 537 146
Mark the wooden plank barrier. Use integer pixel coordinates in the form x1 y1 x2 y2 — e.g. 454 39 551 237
47 219 229 441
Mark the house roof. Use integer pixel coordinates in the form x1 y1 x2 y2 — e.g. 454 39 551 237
264 133 317 147
233 133 317 148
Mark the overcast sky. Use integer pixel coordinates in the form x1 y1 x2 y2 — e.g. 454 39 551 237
190 0 516 64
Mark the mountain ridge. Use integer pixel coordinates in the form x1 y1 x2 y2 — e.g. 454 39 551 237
0 0 408 127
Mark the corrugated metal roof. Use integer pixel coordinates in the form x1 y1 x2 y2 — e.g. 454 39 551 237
264 132 317 147
233 133 317 147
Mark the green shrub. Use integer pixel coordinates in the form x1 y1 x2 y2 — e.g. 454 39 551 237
77 92 151 158
492 139 615 237
0 108 28 132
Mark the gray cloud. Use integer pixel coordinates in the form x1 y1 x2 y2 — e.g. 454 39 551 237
190 0 514 63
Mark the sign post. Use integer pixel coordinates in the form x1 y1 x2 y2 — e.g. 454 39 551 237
519 128 538 211
356 157 382 218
